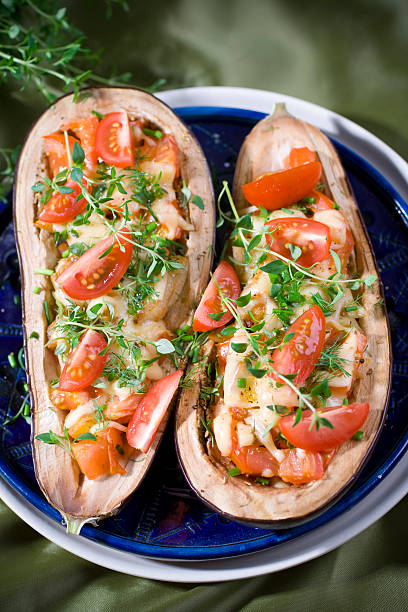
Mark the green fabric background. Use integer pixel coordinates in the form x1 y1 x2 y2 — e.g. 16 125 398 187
1 0 408 609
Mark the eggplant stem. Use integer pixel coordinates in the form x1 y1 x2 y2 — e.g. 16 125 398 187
62 513 90 535
272 102 290 118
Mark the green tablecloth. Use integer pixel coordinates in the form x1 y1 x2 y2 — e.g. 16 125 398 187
1 0 408 608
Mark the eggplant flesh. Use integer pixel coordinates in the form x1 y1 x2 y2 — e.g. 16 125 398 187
175 105 391 527
13 87 215 533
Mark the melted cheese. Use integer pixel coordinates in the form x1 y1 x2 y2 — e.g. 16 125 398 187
314 209 346 249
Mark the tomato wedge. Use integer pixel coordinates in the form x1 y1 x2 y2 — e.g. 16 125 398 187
63 115 99 175
59 329 107 391
278 448 324 484
126 370 183 453
38 179 90 224
266 217 331 267
271 305 326 386
95 111 135 168
192 260 240 332
284 147 316 168
58 227 132 300
242 161 322 210
279 403 370 451
43 132 78 178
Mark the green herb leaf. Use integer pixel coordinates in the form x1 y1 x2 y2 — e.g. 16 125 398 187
247 234 262 251
364 274 377 287
310 378 331 398
180 181 191 208
261 260 286 275
74 432 97 442
270 283 282 298
247 366 267 378
256 477 270 485
293 406 303 426
353 430 364 441
192 195 204 210
237 378 247 388
143 127 163 139
154 338 175 354
70 167 83 183
318 416 334 430
208 311 226 321
330 249 342 274
235 293 252 307
231 342 248 353
34 268 54 276
56 185 74 195
72 141 85 165
228 467 241 477
236 214 252 229
289 243 302 261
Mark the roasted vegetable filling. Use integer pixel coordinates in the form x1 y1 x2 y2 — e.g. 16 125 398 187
194 147 376 487
33 111 201 479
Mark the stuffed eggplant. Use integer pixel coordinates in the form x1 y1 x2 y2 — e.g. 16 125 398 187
175 104 391 526
14 87 214 533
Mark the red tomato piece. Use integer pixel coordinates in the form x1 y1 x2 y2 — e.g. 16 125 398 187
38 179 90 224
242 161 322 210
63 115 99 175
59 329 107 391
216 340 230 373
153 134 180 178
278 448 324 484
49 388 90 411
271 305 326 386
227 419 279 477
284 147 316 168
58 227 132 300
107 427 127 475
279 403 370 451
72 434 110 480
106 393 142 423
192 261 241 332
336 228 354 269
72 427 126 480
126 370 183 453
95 111 135 168
307 189 335 212
230 444 279 478
43 132 78 178
266 217 331 267
321 447 338 469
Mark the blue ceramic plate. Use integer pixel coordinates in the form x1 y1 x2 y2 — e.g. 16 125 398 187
1 106 407 561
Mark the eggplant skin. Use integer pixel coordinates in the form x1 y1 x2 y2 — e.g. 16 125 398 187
13 87 215 532
175 105 392 528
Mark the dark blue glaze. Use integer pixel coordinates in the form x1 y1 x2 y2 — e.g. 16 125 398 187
0 106 407 560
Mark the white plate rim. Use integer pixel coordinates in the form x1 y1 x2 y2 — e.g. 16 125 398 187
1 86 407 582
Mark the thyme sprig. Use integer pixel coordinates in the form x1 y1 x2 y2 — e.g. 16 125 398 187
0 0 166 201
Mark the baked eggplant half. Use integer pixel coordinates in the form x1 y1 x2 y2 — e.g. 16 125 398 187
14 87 214 533
175 104 391 526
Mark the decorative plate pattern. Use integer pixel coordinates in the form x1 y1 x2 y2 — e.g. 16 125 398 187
0 106 407 561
